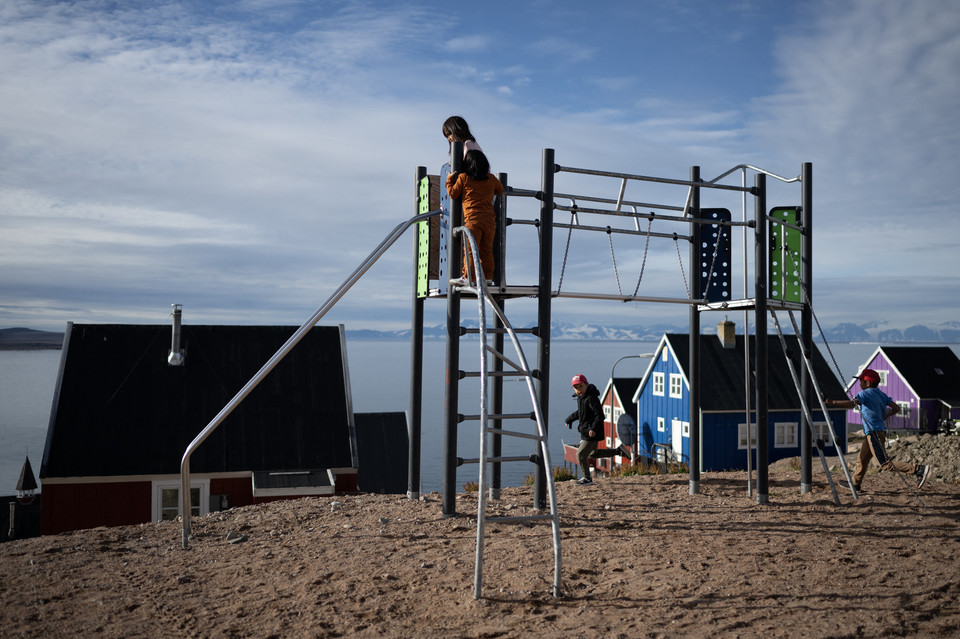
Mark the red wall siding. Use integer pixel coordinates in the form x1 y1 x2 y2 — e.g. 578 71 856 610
211 477 253 508
41 481 152 535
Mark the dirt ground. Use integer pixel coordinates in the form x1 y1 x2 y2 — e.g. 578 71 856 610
2 445 959 639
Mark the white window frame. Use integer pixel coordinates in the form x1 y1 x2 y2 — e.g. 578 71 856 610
812 421 834 446
657 416 665 433
774 422 798 448
682 422 690 437
653 372 665 396
152 479 210 523
669 373 683 399
738 422 758 449
896 401 910 418
662 349 668 363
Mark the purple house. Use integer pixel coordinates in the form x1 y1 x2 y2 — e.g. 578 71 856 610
843 346 960 433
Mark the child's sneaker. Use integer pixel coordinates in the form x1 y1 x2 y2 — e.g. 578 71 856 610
916 465 931 489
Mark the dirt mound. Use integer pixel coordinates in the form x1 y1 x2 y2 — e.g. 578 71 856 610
2 469 958 638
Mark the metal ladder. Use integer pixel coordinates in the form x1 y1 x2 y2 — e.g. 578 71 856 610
450 226 563 599
769 308 858 503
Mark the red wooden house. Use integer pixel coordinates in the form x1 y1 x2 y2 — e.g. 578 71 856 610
40 321 361 535
562 377 638 474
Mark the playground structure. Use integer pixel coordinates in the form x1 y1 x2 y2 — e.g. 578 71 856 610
412 144 852 514
179 142 857 598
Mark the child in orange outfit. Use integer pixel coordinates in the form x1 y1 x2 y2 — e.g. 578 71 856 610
445 149 502 282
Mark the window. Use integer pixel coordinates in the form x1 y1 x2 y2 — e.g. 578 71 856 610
738 423 758 449
603 404 611 419
669 374 683 399
657 416 665 433
682 422 690 437
775 422 798 448
896 402 910 418
662 349 668 363
878 370 889 385
153 480 209 523
653 372 665 396
812 422 835 446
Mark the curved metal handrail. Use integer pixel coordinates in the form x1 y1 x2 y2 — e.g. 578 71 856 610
179 209 441 548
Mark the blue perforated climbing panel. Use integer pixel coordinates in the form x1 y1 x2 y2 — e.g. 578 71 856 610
697 208 732 303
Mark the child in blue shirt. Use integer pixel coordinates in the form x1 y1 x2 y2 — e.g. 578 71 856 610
826 368 931 491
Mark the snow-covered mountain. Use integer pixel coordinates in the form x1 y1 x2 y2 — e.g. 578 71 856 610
346 320 960 342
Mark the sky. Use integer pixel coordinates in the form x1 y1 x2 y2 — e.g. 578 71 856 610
2 0 959 337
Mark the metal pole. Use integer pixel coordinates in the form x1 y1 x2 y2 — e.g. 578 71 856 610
408 166 427 500
742 167 753 497
800 162 814 493
754 173 769 504
688 166 701 494
442 142 464 516
491 172 508 501
534 148 555 510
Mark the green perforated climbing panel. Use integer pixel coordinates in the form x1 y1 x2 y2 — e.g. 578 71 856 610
417 175 432 298
769 206 802 303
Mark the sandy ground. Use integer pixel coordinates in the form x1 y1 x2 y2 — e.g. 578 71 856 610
2 446 959 639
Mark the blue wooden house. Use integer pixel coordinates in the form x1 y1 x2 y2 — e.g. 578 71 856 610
631 329 848 472
843 346 960 433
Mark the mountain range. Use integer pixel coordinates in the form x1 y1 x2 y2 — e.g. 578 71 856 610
4 320 959 350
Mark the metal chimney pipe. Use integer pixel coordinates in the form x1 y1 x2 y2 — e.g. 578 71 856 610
168 303 185 366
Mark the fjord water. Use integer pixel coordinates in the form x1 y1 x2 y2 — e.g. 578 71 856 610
3 340 958 495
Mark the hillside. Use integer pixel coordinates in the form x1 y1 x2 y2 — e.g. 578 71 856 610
2 457 958 638
0 327 64 350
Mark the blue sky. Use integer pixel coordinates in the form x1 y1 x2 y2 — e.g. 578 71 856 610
1 0 958 336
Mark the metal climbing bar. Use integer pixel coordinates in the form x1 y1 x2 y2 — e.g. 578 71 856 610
782 311 860 492
451 226 562 600
769 309 855 502
557 164 752 193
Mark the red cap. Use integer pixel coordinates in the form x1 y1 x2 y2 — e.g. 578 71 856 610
571 374 588 386
853 368 880 384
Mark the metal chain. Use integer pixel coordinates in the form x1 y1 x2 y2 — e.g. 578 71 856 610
556 210 576 293
674 234 690 298
631 215 654 297
607 227 623 296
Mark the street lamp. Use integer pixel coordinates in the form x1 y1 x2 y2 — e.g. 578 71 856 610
609 353 655 463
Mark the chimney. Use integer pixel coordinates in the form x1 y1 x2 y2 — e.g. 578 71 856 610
717 318 736 349
168 303 185 366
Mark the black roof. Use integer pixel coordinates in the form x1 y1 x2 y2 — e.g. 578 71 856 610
17 456 38 492
664 333 846 411
881 346 960 405
41 323 354 479
610 378 641 416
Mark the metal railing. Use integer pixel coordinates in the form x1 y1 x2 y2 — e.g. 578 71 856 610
179 208 441 548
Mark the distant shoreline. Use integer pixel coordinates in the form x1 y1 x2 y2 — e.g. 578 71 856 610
0 328 64 351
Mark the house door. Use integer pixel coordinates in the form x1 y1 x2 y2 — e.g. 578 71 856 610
671 419 683 461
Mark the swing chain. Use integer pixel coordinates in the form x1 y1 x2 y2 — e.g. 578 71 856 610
607 226 623 296
556 209 576 294
674 233 690 298
631 214 655 298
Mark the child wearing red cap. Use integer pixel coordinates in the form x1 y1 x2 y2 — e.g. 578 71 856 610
825 368 931 492
565 373 630 485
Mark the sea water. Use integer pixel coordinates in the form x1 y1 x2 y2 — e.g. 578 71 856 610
3 340 958 495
